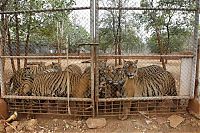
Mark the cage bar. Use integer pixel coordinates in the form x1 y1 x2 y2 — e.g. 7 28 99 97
98 7 197 12
0 7 91 14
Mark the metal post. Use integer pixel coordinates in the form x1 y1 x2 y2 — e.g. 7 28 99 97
90 0 95 117
190 0 199 98
195 39 200 99
95 0 99 116
0 34 5 97
188 0 200 115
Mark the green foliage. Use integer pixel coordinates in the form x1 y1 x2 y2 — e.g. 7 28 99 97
2 0 90 54
139 0 194 53
147 27 192 53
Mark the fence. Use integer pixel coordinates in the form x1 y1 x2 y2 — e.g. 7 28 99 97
0 0 199 118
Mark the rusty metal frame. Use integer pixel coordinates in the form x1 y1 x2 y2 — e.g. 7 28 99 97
98 7 197 12
0 0 199 117
94 0 198 117
0 0 95 117
0 7 90 14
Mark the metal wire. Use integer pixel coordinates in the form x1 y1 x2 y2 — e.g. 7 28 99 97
190 0 200 98
0 56 91 59
98 96 190 102
98 7 197 12
0 7 90 14
3 95 92 101
7 99 93 116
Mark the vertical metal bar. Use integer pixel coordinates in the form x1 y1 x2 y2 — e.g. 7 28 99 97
196 39 200 98
90 0 95 117
0 37 5 97
95 0 99 116
190 0 199 98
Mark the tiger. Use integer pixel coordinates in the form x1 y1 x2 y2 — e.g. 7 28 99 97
98 64 115 98
83 60 114 98
123 60 165 77
106 65 125 98
16 67 91 98
120 60 177 120
9 62 62 95
65 64 82 75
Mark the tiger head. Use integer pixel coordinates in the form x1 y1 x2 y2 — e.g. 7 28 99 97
49 62 62 72
123 60 138 79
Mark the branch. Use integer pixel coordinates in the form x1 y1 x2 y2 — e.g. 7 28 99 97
0 0 8 11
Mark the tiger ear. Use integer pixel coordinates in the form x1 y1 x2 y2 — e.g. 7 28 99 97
134 60 138 64
123 59 127 64
102 59 107 63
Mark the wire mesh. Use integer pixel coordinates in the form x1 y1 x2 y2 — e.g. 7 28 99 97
96 56 192 97
0 0 95 116
6 99 93 116
97 98 189 116
95 0 198 116
0 0 199 117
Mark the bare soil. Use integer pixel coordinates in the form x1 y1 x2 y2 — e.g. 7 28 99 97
2 112 199 133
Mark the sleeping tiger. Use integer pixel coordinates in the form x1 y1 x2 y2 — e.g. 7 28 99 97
15 66 91 98
65 64 82 75
9 62 62 95
120 60 177 120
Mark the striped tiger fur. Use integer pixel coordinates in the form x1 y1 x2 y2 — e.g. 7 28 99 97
123 60 165 77
65 64 82 75
9 62 62 94
120 60 177 120
16 67 90 98
83 61 114 98
107 60 165 97
107 66 125 98
98 64 114 98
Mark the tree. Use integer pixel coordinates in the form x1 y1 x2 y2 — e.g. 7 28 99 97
99 0 144 65
139 0 194 69
1 0 91 72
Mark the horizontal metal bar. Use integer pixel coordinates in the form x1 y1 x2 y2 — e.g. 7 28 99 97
78 43 99 46
98 96 190 102
98 7 197 12
0 56 91 59
2 95 92 101
0 54 193 60
98 112 187 117
13 112 92 116
0 7 90 14
98 54 193 60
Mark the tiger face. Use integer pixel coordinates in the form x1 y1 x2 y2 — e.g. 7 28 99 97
50 62 62 72
123 60 138 79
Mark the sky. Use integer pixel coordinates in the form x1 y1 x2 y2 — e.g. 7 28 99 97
70 0 90 32
69 0 196 42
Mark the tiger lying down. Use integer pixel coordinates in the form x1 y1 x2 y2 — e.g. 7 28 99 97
14 64 90 98
8 62 62 95
119 60 178 120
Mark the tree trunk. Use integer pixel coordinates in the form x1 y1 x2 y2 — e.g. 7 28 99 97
155 27 166 70
165 24 170 64
148 2 166 69
0 1 8 74
24 13 31 68
7 17 16 73
111 11 118 66
117 0 122 65
14 0 20 70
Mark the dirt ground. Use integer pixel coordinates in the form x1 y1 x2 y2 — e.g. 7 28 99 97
2 111 199 133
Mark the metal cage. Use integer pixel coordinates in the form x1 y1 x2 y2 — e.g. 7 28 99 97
0 0 199 117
